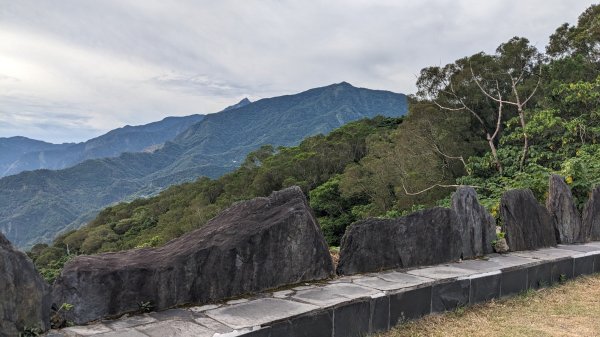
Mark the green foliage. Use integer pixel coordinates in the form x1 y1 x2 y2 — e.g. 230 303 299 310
559 274 568 284
50 303 74 329
138 301 154 313
19 327 42 337
460 75 600 210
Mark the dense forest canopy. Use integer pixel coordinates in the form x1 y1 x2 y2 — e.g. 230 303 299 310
30 4 600 283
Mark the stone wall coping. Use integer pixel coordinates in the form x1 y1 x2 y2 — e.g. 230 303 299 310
48 242 600 337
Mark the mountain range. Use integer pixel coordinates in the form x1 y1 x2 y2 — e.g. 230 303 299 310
0 114 207 177
0 82 407 248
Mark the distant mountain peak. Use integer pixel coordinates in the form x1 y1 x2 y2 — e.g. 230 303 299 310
223 97 252 111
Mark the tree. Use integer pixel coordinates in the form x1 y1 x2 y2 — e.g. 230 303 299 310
547 4 600 63
417 37 543 172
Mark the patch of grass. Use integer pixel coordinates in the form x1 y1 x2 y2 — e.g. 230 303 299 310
375 274 600 337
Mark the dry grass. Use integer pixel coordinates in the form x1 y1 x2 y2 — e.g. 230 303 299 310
375 274 600 337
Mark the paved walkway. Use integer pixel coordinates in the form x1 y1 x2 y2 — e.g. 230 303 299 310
46 242 600 337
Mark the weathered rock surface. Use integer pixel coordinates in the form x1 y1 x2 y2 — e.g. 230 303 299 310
546 174 584 244
0 233 51 337
583 185 600 241
52 186 334 324
337 207 462 276
500 189 557 251
451 186 496 258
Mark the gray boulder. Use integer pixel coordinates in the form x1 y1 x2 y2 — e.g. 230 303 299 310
337 207 462 276
0 233 51 336
451 186 496 258
546 174 584 243
52 186 334 324
583 185 600 241
500 189 557 251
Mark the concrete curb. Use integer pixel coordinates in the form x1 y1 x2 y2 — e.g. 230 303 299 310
49 242 600 337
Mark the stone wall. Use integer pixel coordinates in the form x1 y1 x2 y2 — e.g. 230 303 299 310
0 233 51 337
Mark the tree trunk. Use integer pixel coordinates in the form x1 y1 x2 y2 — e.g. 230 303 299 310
487 134 503 174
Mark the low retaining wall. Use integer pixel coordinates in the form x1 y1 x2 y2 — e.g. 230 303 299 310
52 242 600 337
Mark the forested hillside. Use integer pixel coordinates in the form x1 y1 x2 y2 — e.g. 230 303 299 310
2 82 407 249
30 4 600 283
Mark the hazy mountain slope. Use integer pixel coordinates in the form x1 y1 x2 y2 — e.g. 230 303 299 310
0 114 205 177
0 83 407 248
0 137 73 176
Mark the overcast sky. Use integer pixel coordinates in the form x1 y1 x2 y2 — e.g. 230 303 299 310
0 1 596 143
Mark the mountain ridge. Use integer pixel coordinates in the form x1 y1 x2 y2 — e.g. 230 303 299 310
0 114 205 177
0 82 407 248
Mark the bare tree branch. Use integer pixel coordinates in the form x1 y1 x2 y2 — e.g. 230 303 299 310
400 181 479 196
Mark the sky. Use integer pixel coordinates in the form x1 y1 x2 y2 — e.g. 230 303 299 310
0 1 596 143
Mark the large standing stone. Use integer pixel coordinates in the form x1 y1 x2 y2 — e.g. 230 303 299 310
582 185 600 241
0 233 51 336
500 189 557 251
336 207 462 276
451 186 496 258
546 174 584 244
52 186 334 324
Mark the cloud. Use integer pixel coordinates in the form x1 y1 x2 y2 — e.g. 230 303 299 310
0 0 596 142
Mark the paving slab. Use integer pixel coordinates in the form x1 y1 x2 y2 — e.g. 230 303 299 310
43 331 68 337
188 304 221 313
512 248 580 260
371 271 434 289
62 324 113 336
292 283 381 307
135 320 214 337
457 255 538 272
272 289 295 298
194 316 234 333
557 244 600 254
351 276 396 290
105 315 157 330
148 308 194 321
406 265 475 280
585 241 600 248
94 329 148 337
205 298 319 330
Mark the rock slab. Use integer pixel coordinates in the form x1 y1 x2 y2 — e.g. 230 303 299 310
0 233 51 336
451 186 496 258
546 174 584 244
583 185 600 241
501 189 557 251
52 186 334 324
337 207 462 275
